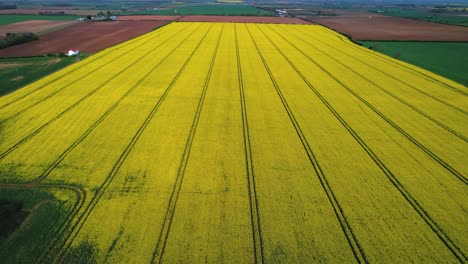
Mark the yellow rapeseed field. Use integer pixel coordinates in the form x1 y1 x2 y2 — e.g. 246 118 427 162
0 22 466 263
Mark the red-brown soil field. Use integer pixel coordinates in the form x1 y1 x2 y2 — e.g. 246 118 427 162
0 21 168 57
179 15 310 24
0 20 76 36
308 11 468 41
117 15 180 21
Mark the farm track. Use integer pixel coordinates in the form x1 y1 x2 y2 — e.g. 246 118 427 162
0 23 176 112
0 23 181 123
0 183 86 263
3 24 194 186
273 27 468 142
322 28 468 96
0 24 193 163
245 24 367 264
58 23 215 262
267 26 467 185
260 25 467 261
287 25 467 117
234 24 264 264
151 24 223 264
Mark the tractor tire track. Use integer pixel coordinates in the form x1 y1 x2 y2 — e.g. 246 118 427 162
0 23 184 124
151 24 223 264
287 25 467 116
317 26 467 96
0 24 194 162
55 23 215 262
261 24 467 262
25 25 195 186
0 22 176 111
246 24 368 264
0 183 86 264
267 25 467 185
274 25 467 142
234 24 264 264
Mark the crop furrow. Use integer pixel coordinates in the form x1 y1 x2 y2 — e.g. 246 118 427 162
0 24 193 162
0 23 184 123
234 24 265 264
273 25 467 142
262 25 467 262
246 24 368 264
0 22 176 111
319 27 467 96
287 25 467 116
55 23 214 262
151 24 223 264
268 26 467 184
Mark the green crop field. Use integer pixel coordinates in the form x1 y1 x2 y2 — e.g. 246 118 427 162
368 7 468 27
0 56 83 96
124 4 271 16
0 22 466 263
359 41 468 86
0 15 79 25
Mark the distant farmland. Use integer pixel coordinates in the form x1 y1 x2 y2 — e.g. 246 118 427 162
0 22 466 263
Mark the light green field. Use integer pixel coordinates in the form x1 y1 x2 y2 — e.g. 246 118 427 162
0 22 466 263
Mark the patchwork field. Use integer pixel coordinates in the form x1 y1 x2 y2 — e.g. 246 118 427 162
309 11 468 41
0 22 466 263
0 21 169 57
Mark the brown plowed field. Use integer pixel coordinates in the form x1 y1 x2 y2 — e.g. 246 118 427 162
308 12 468 41
179 15 310 24
117 15 180 21
0 20 76 36
0 20 168 57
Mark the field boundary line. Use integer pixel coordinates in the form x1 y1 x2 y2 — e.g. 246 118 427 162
0 23 182 123
261 24 467 261
288 25 467 117
318 26 468 95
246 24 368 264
55 23 213 262
277 25 467 142
0 183 86 264
0 24 195 163
234 24 264 264
0 22 178 111
267 25 467 185
151 24 224 264
1 23 196 262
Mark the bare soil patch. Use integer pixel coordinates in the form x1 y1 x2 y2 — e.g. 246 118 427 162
179 15 311 24
0 20 75 36
308 11 468 41
0 20 168 57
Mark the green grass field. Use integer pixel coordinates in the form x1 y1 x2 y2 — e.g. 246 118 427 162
124 4 271 16
0 56 87 96
368 8 468 27
359 41 468 86
0 15 79 25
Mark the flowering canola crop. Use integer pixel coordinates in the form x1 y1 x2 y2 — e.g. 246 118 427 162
0 22 466 263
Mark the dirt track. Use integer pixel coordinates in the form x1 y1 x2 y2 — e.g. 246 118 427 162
309 12 468 41
0 20 76 36
0 20 168 57
179 15 310 24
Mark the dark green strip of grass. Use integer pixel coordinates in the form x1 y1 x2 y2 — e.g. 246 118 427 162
0 14 79 25
359 41 468 87
0 55 90 96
